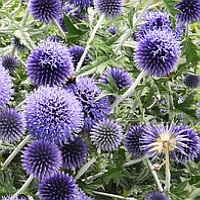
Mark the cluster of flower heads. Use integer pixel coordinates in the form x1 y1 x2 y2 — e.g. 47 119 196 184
67 76 111 132
29 0 62 23
27 38 74 87
25 86 84 144
94 0 124 19
183 74 200 88
175 0 200 24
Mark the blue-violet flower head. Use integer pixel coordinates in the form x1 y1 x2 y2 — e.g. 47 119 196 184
25 86 84 144
134 30 180 77
90 118 123 152
21 140 62 179
2 55 19 73
145 191 169 200
39 173 79 200
183 74 200 88
0 108 26 143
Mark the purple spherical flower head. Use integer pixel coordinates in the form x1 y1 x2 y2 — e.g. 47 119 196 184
124 125 146 158
145 191 169 200
69 45 92 69
21 140 62 179
108 26 116 35
141 125 200 163
134 11 184 41
175 0 200 24
94 0 124 19
25 86 84 144
59 136 88 170
29 0 62 23
67 77 111 132
27 38 74 87
99 67 133 90
39 173 79 200
12 36 26 52
134 30 180 77
90 118 123 152
183 74 200 88
0 65 13 109
2 55 19 73
0 108 26 143
68 0 94 10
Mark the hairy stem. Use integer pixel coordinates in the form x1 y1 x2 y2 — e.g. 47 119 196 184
1 135 32 170
147 159 164 192
165 146 171 193
76 14 105 72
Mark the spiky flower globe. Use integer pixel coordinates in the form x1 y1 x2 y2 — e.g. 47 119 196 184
124 125 146 158
0 108 26 143
59 136 88 170
69 45 92 69
68 0 94 10
39 173 79 200
12 36 26 52
94 0 124 19
175 0 200 24
29 0 62 23
67 77 111 132
27 38 74 86
145 191 169 200
0 65 13 109
134 30 180 77
99 67 133 90
183 74 200 88
90 119 123 152
2 55 19 73
135 11 183 41
25 86 83 144
141 125 200 163
21 140 62 179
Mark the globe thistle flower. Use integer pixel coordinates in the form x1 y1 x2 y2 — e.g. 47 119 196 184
124 125 146 158
21 140 62 179
99 68 133 90
141 125 200 163
67 77 111 132
94 0 124 19
27 38 74 86
39 173 79 200
2 55 19 73
134 11 184 41
12 36 26 52
134 30 180 77
175 0 200 24
68 0 94 10
108 26 116 35
0 65 13 109
25 86 84 144
69 45 92 69
59 136 88 170
29 0 62 23
0 108 26 143
90 119 123 152
183 74 200 88
145 191 169 200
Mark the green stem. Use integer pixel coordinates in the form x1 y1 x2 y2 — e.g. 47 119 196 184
147 159 164 192
1 135 32 170
52 18 67 40
114 0 154 54
112 70 146 111
165 146 171 193
166 81 174 123
76 14 105 72
93 191 137 200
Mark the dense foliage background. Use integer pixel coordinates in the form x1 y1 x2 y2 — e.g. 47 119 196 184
0 0 200 199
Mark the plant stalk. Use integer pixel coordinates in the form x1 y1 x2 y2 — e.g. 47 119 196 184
165 145 171 193
52 18 67 40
